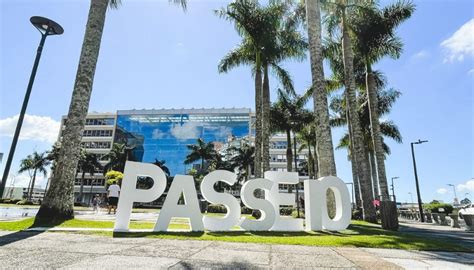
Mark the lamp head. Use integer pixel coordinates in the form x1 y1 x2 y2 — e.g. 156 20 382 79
30 16 64 36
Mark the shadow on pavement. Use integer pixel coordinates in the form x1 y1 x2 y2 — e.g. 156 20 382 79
0 230 43 247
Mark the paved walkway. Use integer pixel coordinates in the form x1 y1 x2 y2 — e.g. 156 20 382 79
0 230 473 269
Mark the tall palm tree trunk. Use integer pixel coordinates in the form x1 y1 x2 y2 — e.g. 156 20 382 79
369 150 379 198
28 169 38 201
306 0 337 177
312 143 318 177
366 69 389 199
307 143 314 178
36 0 108 224
262 65 271 174
286 129 293 172
254 52 263 178
341 10 376 222
347 119 362 208
79 171 86 203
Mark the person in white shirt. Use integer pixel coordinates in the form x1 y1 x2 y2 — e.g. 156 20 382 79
107 182 121 214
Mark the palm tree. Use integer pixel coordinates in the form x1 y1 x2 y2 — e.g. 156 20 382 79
18 157 34 199
217 0 304 176
184 138 217 173
152 159 171 177
77 150 102 203
305 0 338 178
350 1 414 199
229 142 255 181
297 124 318 179
103 143 134 173
18 151 51 202
323 0 376 222
37 0 187 224
270 89 312 172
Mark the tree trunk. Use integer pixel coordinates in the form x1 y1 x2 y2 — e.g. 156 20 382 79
79 171 85 203
306 0 337 178
348 119 362 208
262 65 271 174
369 149 379 198
366 69 389 200
313 143 318 177
341 10 376 222
286 129 293 172
307 143 314 178
254 52 263 178
28 169 37 201
35 0 108 225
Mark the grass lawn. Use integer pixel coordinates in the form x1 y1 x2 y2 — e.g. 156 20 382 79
0 218 470 252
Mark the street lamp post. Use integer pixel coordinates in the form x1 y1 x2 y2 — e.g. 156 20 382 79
0 17 63 198
391 176 399 202
411 139 428 222
447 184 458 205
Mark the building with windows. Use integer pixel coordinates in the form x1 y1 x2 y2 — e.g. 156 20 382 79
58 108 309 204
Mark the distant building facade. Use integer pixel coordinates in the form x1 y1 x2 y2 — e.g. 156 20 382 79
58 108 309 204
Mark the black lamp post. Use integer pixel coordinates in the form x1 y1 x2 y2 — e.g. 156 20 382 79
410 139 428 222
0 16 63 198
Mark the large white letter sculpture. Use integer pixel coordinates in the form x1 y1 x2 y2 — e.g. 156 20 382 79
264 171 304 231
240 178 276 231
200 170 240 231
114 162 352 232
114 161 167 231
304 176 351 231
154 175 204 231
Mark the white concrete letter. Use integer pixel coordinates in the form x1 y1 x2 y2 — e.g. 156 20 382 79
240 178 276 231
114 161 167 231
154 175 204 231
304 176 351 231
201 170 240 231
264 171 304 231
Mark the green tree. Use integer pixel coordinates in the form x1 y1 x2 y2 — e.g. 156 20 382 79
105 170 123 186
229 142 255 181
152 159 171 177
217 0 304 176
270 89 312 172
77 150 102 203
350 1 414 199
184 138 217 173
18 151 51 202
323 0 376 222
103 143 134 173
305 0 337 178
37 0 187 224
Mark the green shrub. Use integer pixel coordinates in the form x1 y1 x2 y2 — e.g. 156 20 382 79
207 204 227 213
241 206 253 215
425 202 453 214
291 209 304 219
280 207 293 216
16 200 34 205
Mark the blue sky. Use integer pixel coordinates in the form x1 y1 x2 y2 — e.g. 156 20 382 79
0 0 473 204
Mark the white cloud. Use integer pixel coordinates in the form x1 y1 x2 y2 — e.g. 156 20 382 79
412 50 429 60
436 188 448 195
0 114 60 144
152 128 165 139
171 122 200 140
441 19 474 62
458 179 474 192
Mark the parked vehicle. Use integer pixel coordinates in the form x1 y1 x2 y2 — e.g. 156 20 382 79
459 203 474 219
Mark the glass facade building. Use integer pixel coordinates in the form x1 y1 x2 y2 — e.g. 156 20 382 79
115 108 251 176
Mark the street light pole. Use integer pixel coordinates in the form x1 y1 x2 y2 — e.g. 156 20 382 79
0 17 63 199
391 176 399 202
411 139 428 222
447 184 458 205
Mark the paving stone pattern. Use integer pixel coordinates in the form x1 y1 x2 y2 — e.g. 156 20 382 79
0 231 473 269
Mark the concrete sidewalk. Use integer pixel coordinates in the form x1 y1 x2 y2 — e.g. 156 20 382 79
0 231 472 269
